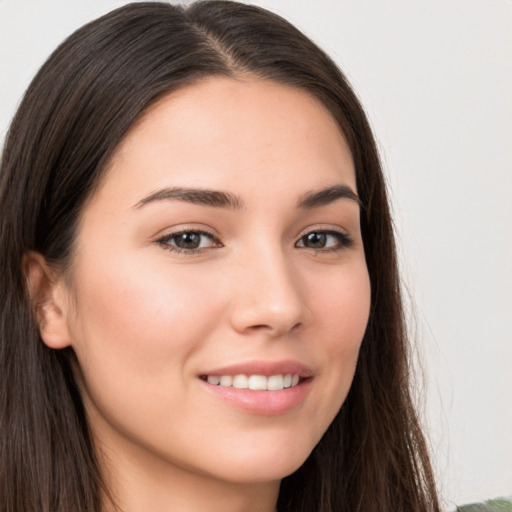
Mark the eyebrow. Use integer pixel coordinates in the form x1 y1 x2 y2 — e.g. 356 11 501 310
297 184 361 209
133 184 361 210
133 187 244 210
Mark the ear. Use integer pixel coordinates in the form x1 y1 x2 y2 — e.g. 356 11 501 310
23 251 73 349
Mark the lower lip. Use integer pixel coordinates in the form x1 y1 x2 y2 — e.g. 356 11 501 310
200 379 312 416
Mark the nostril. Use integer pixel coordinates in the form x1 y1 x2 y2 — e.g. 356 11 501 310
246 321 302 334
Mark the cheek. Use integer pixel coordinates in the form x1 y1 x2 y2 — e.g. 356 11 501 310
311 261 371 349
307 262 371 404
73 253 219 350
67 253 224 414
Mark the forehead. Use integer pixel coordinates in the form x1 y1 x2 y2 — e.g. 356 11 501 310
98 77 355 206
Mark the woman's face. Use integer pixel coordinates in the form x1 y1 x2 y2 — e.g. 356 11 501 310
56 78 370 489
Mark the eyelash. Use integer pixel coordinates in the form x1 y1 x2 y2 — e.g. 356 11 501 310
155 228 354 255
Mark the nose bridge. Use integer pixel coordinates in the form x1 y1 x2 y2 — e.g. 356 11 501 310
230 238 309 335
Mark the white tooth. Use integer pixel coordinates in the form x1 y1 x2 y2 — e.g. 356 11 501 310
219 375 233 387
233 374 249 389
283 374 293 388
267 375 284 391
207 375 220 385
248 375 267 390
292 374 300 386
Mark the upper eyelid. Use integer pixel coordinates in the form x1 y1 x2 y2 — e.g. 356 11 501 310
156 229 219 242
153 224 219 240
153 224 355 246
295 224 351 239
298 228 348 238
160 227 215 237
155 225 349 238
296 229 353 244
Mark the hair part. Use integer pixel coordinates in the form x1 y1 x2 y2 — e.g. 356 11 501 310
0 2 439 511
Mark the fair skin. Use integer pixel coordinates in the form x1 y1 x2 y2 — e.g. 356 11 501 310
27 78 371 512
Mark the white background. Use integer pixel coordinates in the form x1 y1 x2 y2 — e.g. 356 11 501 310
1 1 511 509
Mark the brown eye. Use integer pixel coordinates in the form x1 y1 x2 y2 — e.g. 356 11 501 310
157 230 220 253
302 232 328 249
296 230 354 251
173 232 202 249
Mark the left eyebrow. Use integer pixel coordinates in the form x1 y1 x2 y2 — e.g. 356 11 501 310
297 184 362 209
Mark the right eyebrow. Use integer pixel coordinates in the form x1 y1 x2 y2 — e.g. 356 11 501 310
132 187 245 210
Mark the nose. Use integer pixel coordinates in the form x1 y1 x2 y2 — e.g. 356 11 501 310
229 246 312 337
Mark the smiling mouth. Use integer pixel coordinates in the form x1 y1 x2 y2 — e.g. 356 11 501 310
200 374 303 391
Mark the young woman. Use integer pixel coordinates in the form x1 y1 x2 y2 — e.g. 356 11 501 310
0 2 440 511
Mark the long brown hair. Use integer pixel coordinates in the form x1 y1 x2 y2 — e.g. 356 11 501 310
0 2 440 511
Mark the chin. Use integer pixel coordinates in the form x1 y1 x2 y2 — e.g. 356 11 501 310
199 436 315 484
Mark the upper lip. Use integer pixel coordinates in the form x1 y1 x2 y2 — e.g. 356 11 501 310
200 359 314 378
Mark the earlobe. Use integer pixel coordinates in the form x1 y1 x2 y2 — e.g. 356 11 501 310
23 251 73 349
